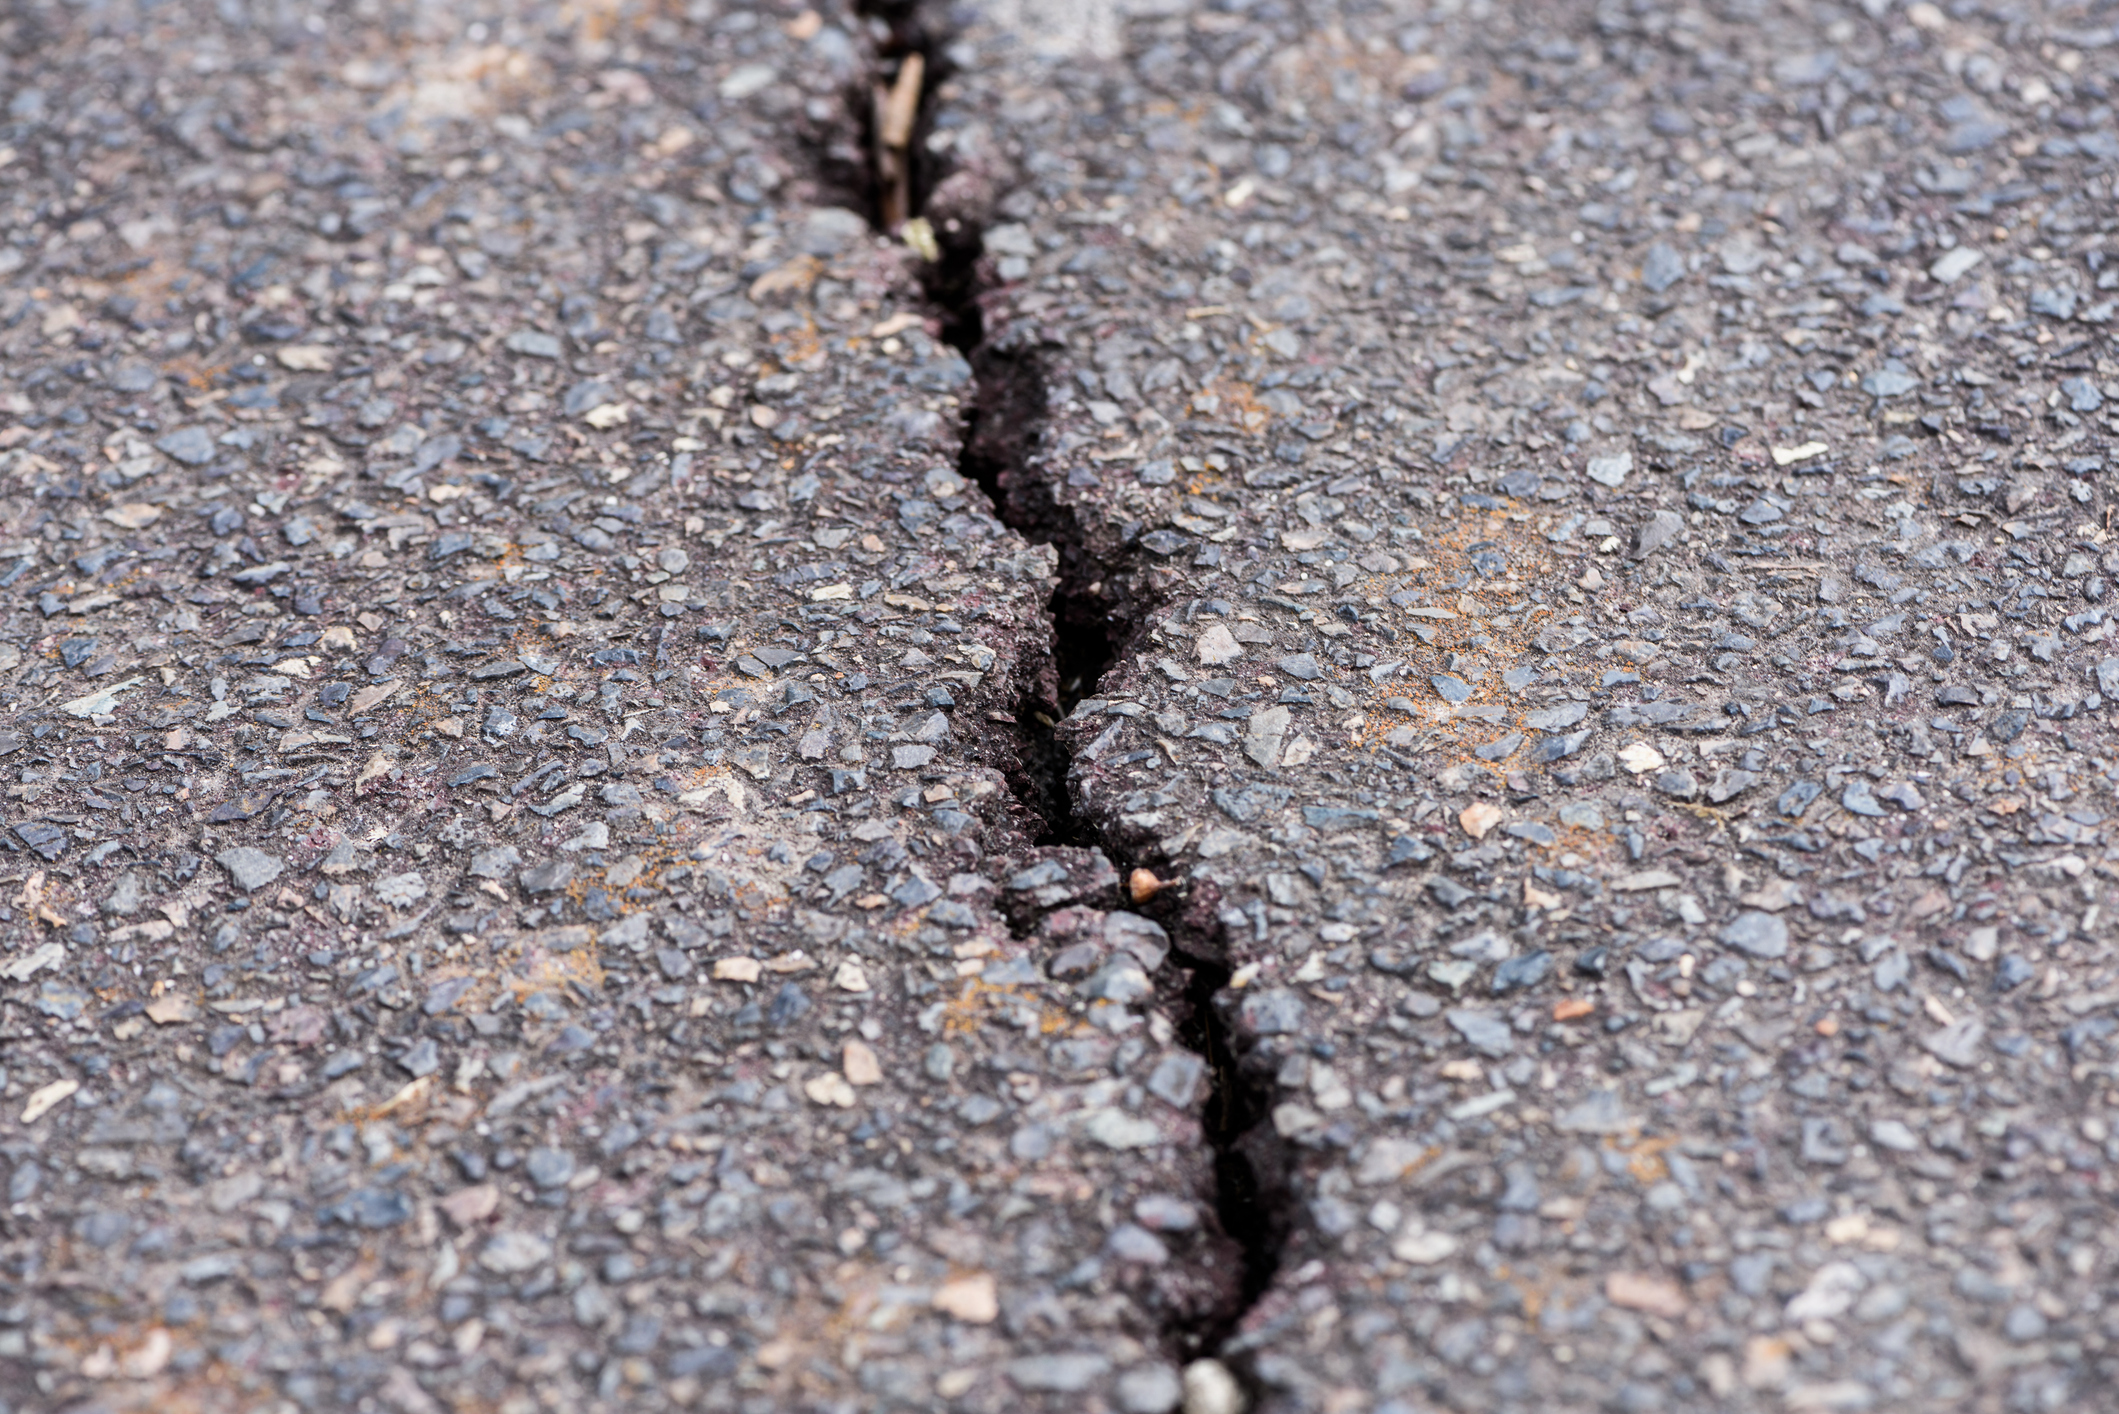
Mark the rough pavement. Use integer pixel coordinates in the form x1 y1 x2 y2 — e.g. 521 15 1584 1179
8 0 2119 1413
1 2 1216 1411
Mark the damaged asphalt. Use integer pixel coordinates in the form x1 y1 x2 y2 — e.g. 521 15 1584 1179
5 0 2119 1412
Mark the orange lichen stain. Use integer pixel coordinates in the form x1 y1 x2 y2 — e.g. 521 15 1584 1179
935 976 1081 1038
725 875 791 924
1506 1268 1552 1323
553 823 717 922
818 1259 929 1345
334 1074 435 1127
1609 1133 1678 1184
768 315 827 368
1188 376 1271 436
107 252 185 302
500 934 606 1001
935 979 1002 1036
1329 505 1570 784
1671 801 1732 834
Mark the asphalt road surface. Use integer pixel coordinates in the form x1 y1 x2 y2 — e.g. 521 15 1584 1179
5 1 2119 1412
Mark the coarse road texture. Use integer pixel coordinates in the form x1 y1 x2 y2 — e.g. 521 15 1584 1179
4 0 2119 1413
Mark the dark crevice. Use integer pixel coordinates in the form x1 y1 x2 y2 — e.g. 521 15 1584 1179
1167 932 1290 1366
841 0 1109 847
956 338 1127 847
844 7 1290 1388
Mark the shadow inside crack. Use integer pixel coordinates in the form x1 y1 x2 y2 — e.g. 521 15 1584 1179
832 0 1293 1386
956 338 1130 846
1168 940 1291 1365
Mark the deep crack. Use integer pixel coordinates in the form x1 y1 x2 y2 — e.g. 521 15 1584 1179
1164 918 1290 1368
956 337 1121 847
845 8 1292 1385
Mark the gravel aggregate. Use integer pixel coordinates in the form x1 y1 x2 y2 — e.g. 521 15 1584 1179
933 0 2119 1408
9 0 2119 1411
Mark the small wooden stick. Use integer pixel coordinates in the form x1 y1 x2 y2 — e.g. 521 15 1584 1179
880 52 924 150
874 52 924 229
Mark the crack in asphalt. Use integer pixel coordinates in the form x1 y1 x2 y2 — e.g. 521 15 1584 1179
848 8 1294 1390
1165 917 1289 1374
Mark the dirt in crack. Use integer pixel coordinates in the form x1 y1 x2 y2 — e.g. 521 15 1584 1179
1165 940 1290 1367
846 2 1289 1366
958 343 1126 845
